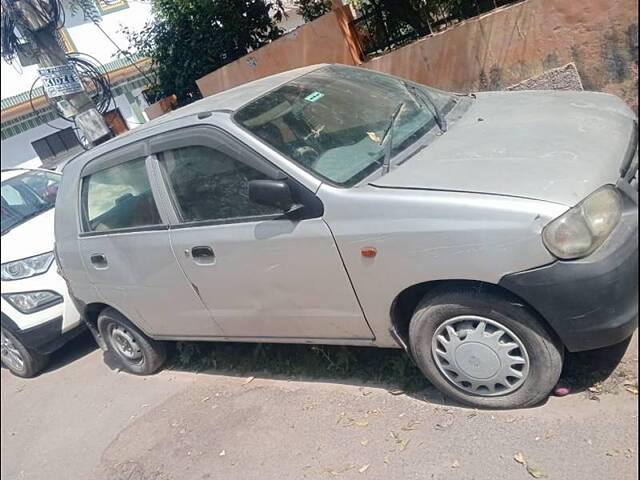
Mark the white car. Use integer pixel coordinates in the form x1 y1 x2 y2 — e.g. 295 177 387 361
1 168 83 377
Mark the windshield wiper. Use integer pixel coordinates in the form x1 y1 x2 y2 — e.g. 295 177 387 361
379 102 405 174
403 81 447 133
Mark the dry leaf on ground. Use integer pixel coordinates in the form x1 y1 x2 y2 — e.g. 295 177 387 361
526 465 546 478
401 420 420 431
514 452 527 465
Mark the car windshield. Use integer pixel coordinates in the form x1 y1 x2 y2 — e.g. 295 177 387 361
235 65 456 187
1 170 61 234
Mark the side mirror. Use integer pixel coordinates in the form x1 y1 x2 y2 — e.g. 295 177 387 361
249 179 301 213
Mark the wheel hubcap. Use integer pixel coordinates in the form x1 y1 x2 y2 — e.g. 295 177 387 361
432 315 530 397
1 330 25 372
110 326 143 363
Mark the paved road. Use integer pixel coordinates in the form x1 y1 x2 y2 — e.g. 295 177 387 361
1 333 638 480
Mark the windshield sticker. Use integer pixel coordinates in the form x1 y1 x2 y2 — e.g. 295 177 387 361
304 91 325 102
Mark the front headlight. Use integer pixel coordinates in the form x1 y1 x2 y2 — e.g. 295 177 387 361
2 290 63 314
542 186 623 259
1 252 55 281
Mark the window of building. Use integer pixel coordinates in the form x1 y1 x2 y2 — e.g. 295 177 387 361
31 128 81 162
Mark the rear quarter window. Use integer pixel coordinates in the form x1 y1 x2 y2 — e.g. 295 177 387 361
82 158 162 232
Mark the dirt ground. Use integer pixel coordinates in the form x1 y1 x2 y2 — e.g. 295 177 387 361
1 333 638 480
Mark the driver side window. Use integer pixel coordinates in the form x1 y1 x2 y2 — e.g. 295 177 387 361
158 145 280 223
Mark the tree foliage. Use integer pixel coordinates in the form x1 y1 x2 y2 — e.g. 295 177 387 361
294 0 332 22
123 0 285 104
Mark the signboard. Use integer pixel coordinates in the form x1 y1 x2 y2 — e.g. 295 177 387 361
38 65 84 98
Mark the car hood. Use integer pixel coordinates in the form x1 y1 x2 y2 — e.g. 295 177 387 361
372 91 637 206
1 208 55 264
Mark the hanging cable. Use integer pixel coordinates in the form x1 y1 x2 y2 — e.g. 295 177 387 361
1 0 65 61
28 53 114 123
88 17 155 87
28 76 67 130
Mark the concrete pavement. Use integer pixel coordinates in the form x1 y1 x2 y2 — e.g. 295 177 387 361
1 333 638 480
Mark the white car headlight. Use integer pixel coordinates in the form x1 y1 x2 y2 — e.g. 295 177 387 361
2 290 62 314
1 252 55 281
542 186 623 259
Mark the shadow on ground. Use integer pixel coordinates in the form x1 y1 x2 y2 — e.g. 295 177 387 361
34 329 634 405
162 335 637 403
560 336 637 395
42 330 97 374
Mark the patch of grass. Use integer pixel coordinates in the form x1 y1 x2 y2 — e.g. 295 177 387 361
171 341 430 392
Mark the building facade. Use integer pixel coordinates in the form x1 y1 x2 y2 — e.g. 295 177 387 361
1 0 154 170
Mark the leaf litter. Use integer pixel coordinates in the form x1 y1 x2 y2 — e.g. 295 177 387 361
514 452 546 478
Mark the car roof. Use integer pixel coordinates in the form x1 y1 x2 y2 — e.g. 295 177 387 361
1 168 61 182
1 169 28 181
1 168 43 182
123 64 327 139
169 64 327 116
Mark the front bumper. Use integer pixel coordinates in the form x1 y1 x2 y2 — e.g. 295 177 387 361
500 201 638 352
1 259 83 355
1 312 85 355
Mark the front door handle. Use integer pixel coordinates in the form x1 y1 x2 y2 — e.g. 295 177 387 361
191 246 215 264
90 254 108 268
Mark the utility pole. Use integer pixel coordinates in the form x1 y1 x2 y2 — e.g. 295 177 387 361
8 0 111 146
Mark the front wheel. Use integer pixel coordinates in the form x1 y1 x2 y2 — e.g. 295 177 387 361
408 287 563 409
97 308 167 375
1 327 48 378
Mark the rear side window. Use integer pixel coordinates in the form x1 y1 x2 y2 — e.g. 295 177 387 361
158 145 279 223
82 158 161 232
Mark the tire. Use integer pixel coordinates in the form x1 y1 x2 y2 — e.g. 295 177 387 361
97 308 167 375
408 286 563 409
1 327 48 378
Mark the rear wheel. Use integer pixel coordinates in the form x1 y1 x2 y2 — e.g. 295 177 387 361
1 327 47 378
97 308 167 375
408 287 563 409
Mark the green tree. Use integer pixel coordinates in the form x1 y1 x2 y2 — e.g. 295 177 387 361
294 0 333 22
122 0 285 104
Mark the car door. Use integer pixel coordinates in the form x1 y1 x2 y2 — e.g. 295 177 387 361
77 145 224 338
150 126 374 340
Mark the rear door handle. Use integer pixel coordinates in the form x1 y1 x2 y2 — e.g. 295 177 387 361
90 254 108 268
191 246 215 264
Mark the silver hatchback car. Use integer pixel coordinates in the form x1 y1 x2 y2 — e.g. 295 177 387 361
55 65 638 408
